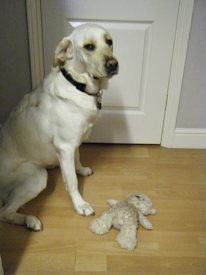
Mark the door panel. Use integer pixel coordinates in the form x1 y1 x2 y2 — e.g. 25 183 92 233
41 0 180 143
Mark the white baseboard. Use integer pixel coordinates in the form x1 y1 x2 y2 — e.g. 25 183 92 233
173 128 206 148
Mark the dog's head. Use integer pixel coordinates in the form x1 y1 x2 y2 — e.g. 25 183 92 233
53 24 119 79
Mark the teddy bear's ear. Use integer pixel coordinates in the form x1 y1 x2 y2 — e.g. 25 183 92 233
127 195 140 209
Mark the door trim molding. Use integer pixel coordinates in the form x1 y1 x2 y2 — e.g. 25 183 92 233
26 0 44 89
26 0 194 147
161 0 194 147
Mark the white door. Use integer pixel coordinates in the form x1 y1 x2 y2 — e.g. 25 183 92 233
41 0 180 144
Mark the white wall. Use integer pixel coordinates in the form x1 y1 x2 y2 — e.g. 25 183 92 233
0 1 31 123
0 1 205 145
176 0 206 129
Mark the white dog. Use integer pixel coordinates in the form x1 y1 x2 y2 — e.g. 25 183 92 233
0 24 118 231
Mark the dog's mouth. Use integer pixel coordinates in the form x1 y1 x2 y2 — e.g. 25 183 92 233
107 68 119 78
92 57 119 80
93 65 119 80
105 57 119 78
93 76 100 80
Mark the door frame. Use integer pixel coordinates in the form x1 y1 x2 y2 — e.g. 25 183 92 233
26 0 194 148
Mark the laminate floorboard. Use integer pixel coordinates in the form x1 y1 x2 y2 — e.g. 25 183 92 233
0 144 206 274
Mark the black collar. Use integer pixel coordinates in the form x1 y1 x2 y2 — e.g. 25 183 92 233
61 68 87 93
60 68 102 109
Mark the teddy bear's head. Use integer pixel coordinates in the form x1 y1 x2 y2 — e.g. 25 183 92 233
127 193 156 215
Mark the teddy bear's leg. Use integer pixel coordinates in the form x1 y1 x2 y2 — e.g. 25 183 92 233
89 212 113 235
139 212 153 229
116 224 137 250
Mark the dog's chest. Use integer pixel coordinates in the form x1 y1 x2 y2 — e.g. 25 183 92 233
51 98 99 143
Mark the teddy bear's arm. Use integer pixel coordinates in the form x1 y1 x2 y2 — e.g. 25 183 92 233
107 199 119 206
138 212 153 230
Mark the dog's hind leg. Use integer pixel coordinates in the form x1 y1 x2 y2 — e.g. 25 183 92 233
0 163 47 231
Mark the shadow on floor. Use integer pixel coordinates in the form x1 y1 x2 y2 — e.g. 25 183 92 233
0 168 59 274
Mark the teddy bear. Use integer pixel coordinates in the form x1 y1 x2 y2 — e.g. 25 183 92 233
89 193 156 250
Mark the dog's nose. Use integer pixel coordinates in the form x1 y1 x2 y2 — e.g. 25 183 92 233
105 58 119 75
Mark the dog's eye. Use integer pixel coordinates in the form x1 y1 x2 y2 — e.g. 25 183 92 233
84 44 95 51
106 39 113 46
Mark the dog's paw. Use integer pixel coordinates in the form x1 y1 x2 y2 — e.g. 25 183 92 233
75 201 95 216
26 216 43 231
76 167 93 177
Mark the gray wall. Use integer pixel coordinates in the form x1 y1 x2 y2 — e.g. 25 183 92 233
176 0 206 129
0 0 31 123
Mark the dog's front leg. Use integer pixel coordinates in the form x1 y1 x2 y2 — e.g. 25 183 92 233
57 145 94 216
75 147 93 176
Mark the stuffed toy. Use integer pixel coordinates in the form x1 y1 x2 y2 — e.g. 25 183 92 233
89 193 156 250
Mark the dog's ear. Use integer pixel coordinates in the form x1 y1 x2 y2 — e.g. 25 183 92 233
53 38 73 67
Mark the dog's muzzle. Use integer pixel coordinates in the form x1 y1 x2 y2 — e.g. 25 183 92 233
105 57 119 76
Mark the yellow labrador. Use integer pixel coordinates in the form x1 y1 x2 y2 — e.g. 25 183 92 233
0 24 118 230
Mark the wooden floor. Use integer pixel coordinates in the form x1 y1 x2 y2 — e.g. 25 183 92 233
0 144 206 274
